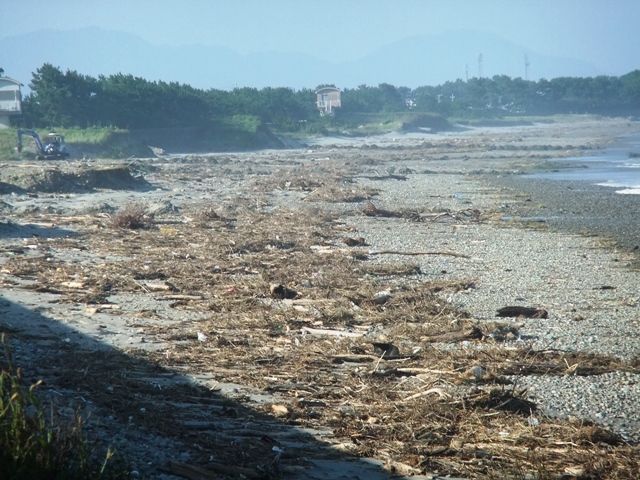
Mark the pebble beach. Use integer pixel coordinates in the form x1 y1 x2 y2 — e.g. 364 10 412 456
2 114 640 478
324 117 640 441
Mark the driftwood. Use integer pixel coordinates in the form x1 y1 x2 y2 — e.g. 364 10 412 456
311 245 470 258
496 306 548 319
423 325 483 343
362 202 401 218
497 361 629 376
342 236 367 246
332 354 376 363
374 367 458 377
419 208 482 223
404 387 450 401
367 249 471 259
360 174 408 181
301 327 364 338
155 294 204 300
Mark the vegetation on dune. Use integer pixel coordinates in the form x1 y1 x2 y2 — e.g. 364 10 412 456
16 64 640 133
2 63 640 156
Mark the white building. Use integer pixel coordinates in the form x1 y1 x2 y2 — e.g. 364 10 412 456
316 87 341 116
0 77 22 128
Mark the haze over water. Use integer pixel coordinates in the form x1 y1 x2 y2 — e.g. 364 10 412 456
529 134 640 195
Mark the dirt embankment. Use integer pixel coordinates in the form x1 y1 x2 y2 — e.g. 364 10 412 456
0 164 147 194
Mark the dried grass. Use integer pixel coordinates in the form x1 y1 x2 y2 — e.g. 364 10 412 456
108 202 154 229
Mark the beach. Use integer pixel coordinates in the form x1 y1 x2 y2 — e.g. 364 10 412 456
1 114 640 478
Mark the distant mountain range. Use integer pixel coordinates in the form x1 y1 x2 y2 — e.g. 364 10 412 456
0 27 604 92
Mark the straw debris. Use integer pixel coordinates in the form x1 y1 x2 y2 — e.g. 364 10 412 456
2 152 638 478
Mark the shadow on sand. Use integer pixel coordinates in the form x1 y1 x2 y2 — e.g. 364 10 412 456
0 296 437 479
0 221 79 240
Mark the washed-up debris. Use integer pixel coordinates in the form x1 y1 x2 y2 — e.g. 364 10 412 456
372 342 400 358
296 399 329 408
372 290 393 304
142 281 178 292
342 236 367 246
149 146 165 156
84 304 121 315
367 248 471 259
403 387 449 401
158 294 203 301
301 327 363 338
108 201 155 229
270 283 298 299
362 201 401 217
312 245 470 259
579 424 625 446
423 324 483 343
418 208 482 223
6 153 639 480
360 173 408 181
496 306 548 319
302 184 379 203
271 404 289 416
467 387 537 415
461 365 486 382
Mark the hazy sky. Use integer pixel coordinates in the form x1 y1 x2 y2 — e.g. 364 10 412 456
2 0 639 75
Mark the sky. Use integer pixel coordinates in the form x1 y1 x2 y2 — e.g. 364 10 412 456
1 0 639 79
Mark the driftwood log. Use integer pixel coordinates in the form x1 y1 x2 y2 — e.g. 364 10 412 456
496 306 548 319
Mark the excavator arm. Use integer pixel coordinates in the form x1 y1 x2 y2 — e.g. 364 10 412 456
17 129 45 154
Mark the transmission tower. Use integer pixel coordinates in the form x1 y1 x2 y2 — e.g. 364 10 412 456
478 54 483 78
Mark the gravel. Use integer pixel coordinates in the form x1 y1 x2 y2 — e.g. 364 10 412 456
485 175 640 251
3 117 639 476
344 171 640 442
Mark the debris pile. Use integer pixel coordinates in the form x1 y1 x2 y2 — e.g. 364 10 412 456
1 153 638 478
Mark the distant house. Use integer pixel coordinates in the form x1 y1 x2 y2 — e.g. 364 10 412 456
316 87 341 115
0 77 22 128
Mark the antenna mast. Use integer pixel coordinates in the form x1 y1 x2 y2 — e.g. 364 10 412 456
524 53 530 80
478 53 483 78
465 64 469 81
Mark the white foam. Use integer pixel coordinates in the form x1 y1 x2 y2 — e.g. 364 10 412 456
598 182 629 188
597 181 640 189
615 188 640 195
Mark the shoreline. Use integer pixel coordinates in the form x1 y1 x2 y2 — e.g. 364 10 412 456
483 175 640 252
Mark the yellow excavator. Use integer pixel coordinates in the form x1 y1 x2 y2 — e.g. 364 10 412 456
17 129 70 160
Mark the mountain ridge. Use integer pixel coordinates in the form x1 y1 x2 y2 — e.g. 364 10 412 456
0 27 604 92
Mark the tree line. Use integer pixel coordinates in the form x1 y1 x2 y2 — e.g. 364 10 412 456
17 63 640 131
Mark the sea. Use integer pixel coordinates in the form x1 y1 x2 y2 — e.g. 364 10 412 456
527 133 640 194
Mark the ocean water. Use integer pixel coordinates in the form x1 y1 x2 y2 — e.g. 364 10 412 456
527 133 640 194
